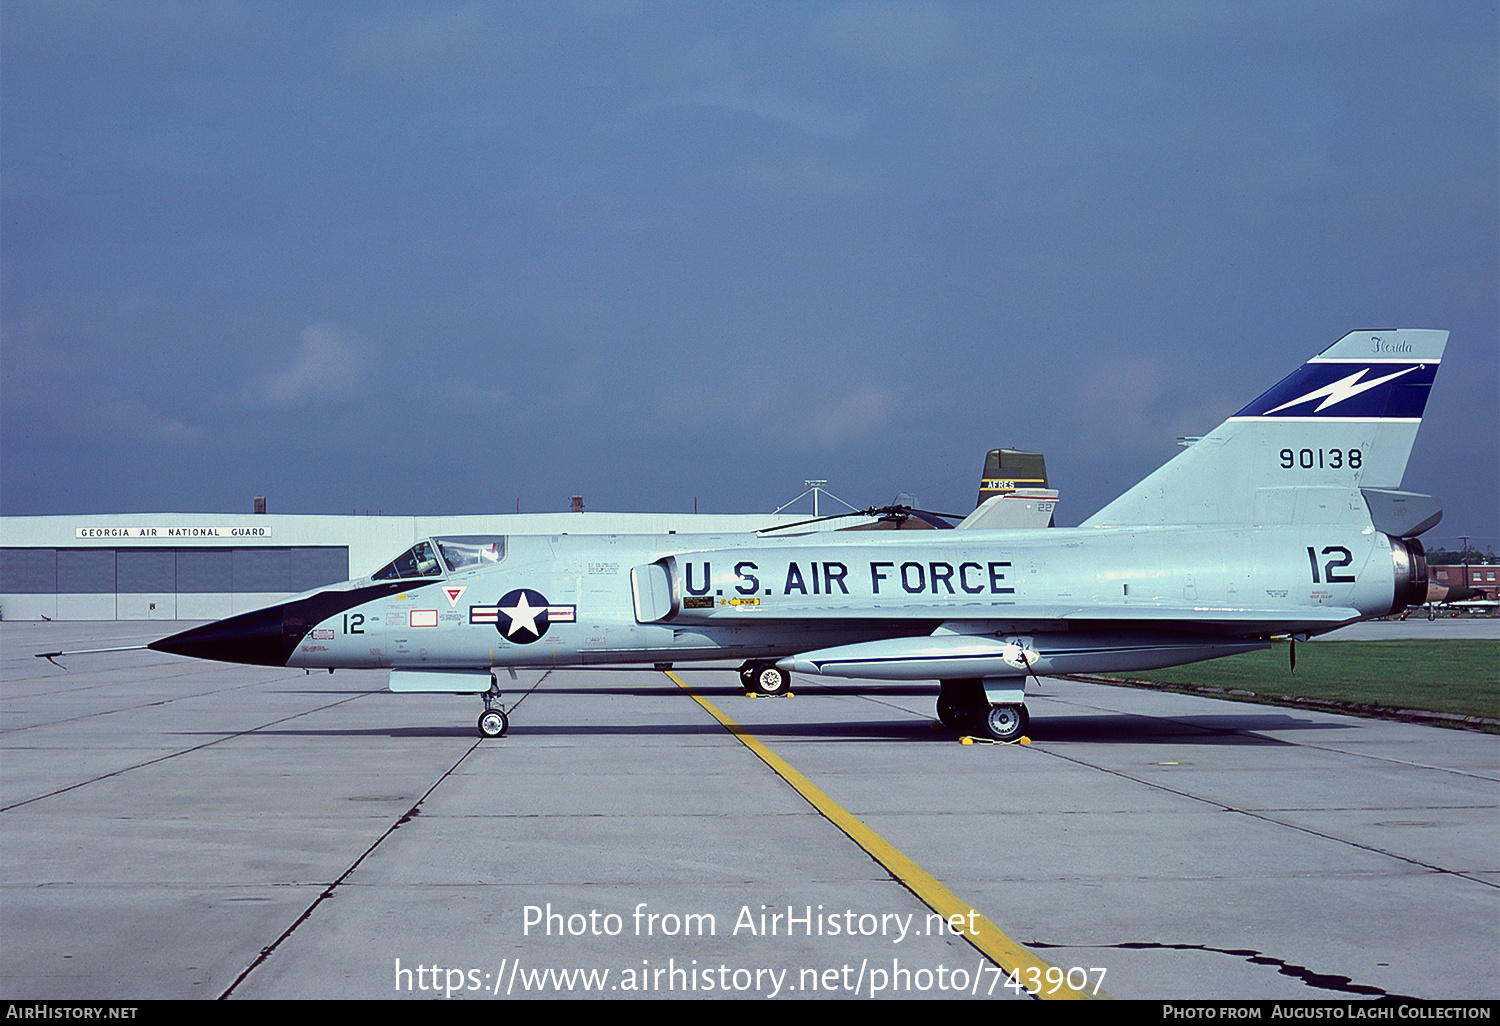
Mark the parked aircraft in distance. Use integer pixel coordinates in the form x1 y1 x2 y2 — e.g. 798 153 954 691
51 329 1450 742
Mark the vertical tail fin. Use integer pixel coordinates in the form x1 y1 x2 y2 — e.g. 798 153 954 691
976 448 1050 507
1082 329 1447 529
957 448 1058 529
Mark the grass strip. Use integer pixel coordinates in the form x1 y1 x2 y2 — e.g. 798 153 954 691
1083 640 1498 727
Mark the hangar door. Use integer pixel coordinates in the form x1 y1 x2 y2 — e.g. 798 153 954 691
0 546 349 620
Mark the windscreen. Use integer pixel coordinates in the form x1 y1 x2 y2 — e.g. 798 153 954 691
371 541 444 580
435 536 507 572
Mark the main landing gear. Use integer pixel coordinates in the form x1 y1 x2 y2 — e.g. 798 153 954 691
937 679 1028 742
980 702 1029 743
477 675 509 738
738 661 791 695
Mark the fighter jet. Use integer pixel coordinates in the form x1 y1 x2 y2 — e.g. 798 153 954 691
102 329 1453 741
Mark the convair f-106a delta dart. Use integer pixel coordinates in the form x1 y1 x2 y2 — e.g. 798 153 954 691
50 329 1452 742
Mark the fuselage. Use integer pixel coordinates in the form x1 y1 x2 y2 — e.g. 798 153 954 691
146 522 1416 676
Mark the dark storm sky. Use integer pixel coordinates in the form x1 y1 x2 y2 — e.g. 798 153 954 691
3 2 1495 550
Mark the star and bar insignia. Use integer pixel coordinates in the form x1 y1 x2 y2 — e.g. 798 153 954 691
469 589 576 643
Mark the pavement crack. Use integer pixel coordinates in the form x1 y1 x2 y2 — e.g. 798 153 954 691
216 737 482 999
1035 745 1498 889
492 668 550 718
1029 939 1418 999
0 690 378 813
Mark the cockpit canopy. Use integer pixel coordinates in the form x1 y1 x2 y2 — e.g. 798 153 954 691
370 536 506 581
371 540 443 580
434 536 506 572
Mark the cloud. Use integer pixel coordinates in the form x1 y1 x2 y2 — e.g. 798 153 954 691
1069 353 1176 456
820 1 957 66
643 375 897 454
251 323 368 407
793 383 898 450
102 402 205 446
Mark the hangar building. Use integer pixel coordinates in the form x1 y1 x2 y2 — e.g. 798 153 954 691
0 510 789 622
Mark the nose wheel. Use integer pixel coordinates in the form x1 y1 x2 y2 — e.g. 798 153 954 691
477 676 509 738
478 708 509 738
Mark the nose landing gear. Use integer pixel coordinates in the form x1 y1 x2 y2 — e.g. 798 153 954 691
478 707 509 738
478 676 509 738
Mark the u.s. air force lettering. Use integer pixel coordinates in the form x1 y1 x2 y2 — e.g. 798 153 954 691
677 560 1014 597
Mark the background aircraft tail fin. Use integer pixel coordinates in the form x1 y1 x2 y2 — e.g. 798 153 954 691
957 447 1057 529
976 448 1050 507
1082 329 1447 530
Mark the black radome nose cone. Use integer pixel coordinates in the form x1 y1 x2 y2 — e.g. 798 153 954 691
149 604 295 666
148 581 416 667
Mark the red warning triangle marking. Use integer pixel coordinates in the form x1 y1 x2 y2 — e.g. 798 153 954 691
443 585 467 608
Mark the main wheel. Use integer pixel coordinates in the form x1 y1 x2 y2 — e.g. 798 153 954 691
938 679 986 729
752 664 790 695
478 708 509 738
978 703 1028 742
936 694 968 729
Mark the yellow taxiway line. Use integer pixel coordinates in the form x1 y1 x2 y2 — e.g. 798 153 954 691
665 671 1108 1000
